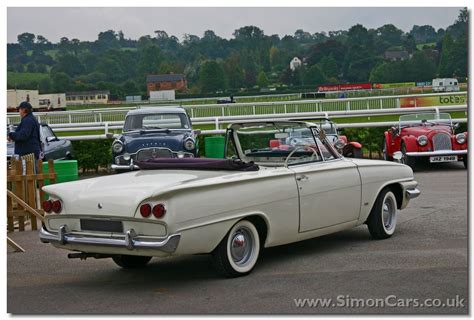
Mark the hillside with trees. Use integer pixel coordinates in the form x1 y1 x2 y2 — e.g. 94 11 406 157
7 8 468 98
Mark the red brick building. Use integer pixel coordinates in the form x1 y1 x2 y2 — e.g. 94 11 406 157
146 74 187 94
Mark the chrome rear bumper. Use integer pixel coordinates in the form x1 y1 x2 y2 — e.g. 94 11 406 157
40 225 180 253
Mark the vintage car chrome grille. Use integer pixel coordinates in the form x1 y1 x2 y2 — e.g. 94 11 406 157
137 148 174 160
432 133 452 151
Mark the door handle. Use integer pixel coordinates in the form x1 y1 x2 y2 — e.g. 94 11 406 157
296 175 309 181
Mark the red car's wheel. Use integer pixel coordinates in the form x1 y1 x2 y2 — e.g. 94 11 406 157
382 139 392 161
401 142 416 169
463 156 468 169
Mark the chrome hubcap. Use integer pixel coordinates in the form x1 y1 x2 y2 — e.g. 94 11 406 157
382 197 395 230
230 228 253 265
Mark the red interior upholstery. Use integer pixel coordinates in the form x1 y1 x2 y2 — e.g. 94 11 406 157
269 140 281 148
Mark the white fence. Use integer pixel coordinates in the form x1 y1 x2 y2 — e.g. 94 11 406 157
49 105 467 141
7 92 467 126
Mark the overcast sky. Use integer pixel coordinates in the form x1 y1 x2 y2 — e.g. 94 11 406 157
7 7 463 43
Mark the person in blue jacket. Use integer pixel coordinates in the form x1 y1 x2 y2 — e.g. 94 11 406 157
8 101 43 161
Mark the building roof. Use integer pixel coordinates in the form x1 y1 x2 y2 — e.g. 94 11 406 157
146 74 186 83
66 90 110 96
384 50 409 60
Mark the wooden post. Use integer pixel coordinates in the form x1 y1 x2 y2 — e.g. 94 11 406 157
37 160 46 204
14 158 25 231
48 159 56 184
7 237 25 253
25 157 38 230
7 187 14 232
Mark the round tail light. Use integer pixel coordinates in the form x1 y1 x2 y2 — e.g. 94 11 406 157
42 200 53 213
52 200 62 213
140 203 152 217
152 204 166 218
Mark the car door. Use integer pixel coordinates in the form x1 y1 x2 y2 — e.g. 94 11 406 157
41 125 63 160
290 136 362 233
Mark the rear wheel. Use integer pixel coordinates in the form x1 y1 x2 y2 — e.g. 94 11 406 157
212 220 260 278
112 255 152 269
367 188 398 239
401 142 416 169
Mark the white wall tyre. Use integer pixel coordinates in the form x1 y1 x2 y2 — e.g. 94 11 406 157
212 220 260 278
367 189 398 239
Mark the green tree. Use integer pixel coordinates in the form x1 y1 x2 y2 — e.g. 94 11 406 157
199 60 228 93
122 80 139 95
17 32 35 50
52 72 74 92
317 55 339 79
52 53 85 77
446 8 468 39
223 54 245 89
438 33 455 77
303 65 327 85
257 71 269 87
138 44 163 75
407 51 436 81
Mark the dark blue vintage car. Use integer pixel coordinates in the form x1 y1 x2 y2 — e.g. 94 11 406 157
111 107 199 171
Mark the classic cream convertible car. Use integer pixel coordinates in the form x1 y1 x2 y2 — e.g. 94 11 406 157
40 121 420 277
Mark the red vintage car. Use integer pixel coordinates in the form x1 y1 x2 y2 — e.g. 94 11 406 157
383 113 467 169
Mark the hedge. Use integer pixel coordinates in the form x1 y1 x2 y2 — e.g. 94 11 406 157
71 139 112 173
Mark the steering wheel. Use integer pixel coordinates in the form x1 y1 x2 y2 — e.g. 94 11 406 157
284 145 319 168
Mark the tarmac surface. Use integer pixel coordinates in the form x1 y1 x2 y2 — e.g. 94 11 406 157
7 161 468 314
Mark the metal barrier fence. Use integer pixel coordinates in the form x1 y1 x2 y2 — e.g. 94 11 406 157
47 105 467 141
7 92 467 126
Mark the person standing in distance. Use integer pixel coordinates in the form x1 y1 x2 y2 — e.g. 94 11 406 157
8 101 43 169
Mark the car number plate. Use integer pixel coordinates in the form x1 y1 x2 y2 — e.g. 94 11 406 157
429 155 457 163
80 219 123 233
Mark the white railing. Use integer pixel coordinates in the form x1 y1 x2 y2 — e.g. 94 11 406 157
6 92 467 126
50 105 467 140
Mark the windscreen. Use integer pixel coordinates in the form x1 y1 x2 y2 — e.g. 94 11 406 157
399 113 452 126
234 122 339 165
124 113 190 131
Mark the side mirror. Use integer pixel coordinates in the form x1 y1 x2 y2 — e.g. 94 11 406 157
46 136 56 143
193 129 202 135
453 123 460 130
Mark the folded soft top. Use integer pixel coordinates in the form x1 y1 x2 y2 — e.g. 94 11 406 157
136 157 259 171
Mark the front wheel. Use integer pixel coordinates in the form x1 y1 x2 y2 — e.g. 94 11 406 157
401 142 416 169
367 189 398 239
212 220 260 278
463 156 468 169
112 255 152 269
